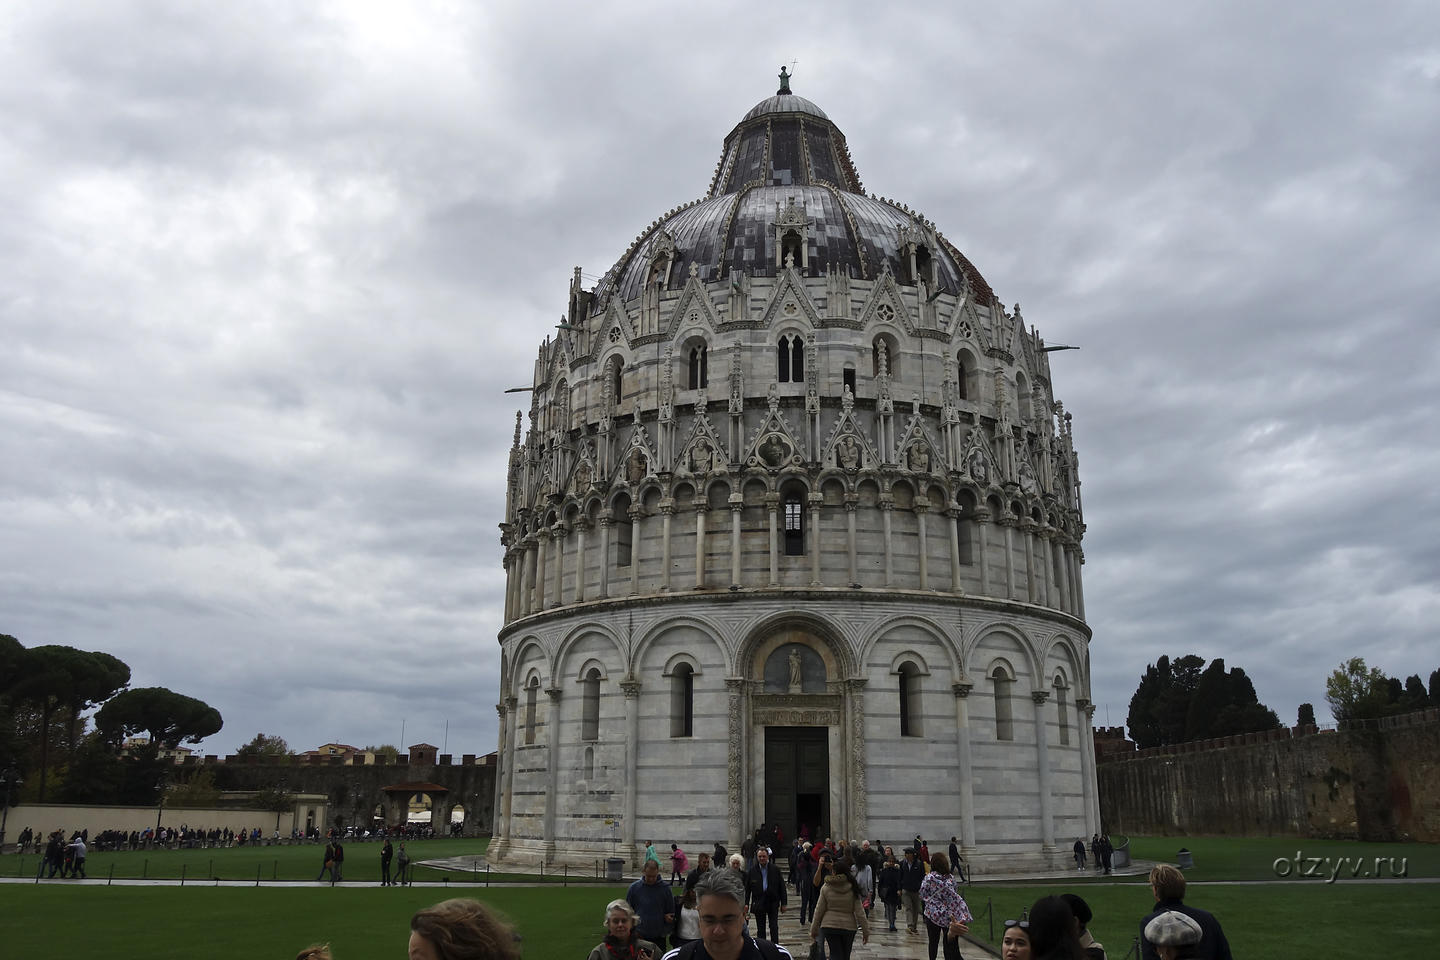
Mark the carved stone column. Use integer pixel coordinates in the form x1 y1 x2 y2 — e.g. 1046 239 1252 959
946 508 963 594
1001 518 1017 600
879 498 895 586
1036 529 1052 607
976 512 992 597
952 681 976 851
492 700 509 856
729 496 744 589
1031 690 1055 849
725 678 745 851
847 678 868 838
551 523 566 608
1053 540 1070 613
498 695 520 858
765 493 780 586
693 498 707 590
574 518 590 603
521 538 537 616
1021 519 1036 603
534 529 549 610
543 686 562 862
598 517 613 598
1074 549 1087 619
628 506 644 597
621 677 642 864
808 493 823 587
844 496 859 587
914 500 930 590
1076 699 1099 838
660 500 675 592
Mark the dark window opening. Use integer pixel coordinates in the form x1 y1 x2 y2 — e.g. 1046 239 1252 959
615 508 632 567
688 345 708 390
783 497 804 556
791 337 804 382
581 668 600 741
842 365 856 395
777 338 791 382
670 664 695 738
898 662 922 737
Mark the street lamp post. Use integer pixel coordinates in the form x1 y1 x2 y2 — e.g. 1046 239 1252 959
0 767 22 850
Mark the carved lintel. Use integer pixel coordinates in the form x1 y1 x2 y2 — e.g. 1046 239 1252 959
753 708 841 726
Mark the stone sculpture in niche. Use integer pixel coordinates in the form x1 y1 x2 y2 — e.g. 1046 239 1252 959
838 435 861 471
626 447 648 485
908 441 931 474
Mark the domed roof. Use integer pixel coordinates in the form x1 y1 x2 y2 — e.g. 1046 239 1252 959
593 81 994 309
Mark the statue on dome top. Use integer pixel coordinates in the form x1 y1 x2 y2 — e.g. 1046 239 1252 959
778 66 791 95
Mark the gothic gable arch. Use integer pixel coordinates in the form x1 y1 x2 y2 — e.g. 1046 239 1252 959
665 265 722 339
556 622 626 677
735 610 857 680
858 615 962 678
631 615 729 678
857 264 916 336
964 623 1041 682
756 263 823 331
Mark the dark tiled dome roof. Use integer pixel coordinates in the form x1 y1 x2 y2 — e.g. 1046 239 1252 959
593 87 994 309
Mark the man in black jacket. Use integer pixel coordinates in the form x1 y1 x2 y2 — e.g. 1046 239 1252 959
686 851 714 893
898 848 925 935
745 847 788 944
1139 865 1233 960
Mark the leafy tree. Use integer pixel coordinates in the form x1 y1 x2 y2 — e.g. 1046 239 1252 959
1325 657 1390 722
248 785 295 812
1127 654 1206 748
364 744 400 763
96 687 223 748
235 733 291 762
1430 669 1440 706
1402 675 1429 710
1184 659 1281 740
7 645 130 801
1297 703 1316 727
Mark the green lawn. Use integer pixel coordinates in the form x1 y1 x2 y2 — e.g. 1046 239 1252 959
0 885 623 960
1120 834 1438 882
967 882 1440 957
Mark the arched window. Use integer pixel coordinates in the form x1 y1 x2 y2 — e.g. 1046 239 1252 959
1054 674 1070 746
688 344 708 390
898 660 923 737
913 245 935 287
581 667 601 741
670 662 695 738
606 356 625 407
956 491 977 566
956 350 978 401
613 498 632 567
783 495 804 556
777 334 805 383
524 677 539 745
990 665 1014 741
842 364 856 396
582 745 595 780
1015 372 1030 420
780 230 803 267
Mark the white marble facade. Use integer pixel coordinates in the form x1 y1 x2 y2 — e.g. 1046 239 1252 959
491 81 1098 871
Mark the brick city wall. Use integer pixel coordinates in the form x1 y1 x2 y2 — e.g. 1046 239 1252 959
1097 708 1440 841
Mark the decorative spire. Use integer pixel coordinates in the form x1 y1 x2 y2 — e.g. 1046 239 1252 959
778 65 791 95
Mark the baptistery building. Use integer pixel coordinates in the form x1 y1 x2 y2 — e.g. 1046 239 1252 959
491 75 1098 871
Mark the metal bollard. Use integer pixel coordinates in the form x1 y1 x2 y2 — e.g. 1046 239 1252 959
109 865 114 886
181 864 187 886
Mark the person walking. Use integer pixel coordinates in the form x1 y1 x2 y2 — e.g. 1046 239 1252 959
746 847 788 944
317 840 336 882
396 841 410 886
1073 838 1087 871
898 847 926 935
331 837 345 882
877 854 902 932
919 852 970 960
381 837 394 886
808 855 870 960
628 859 677 951
671 844 690 886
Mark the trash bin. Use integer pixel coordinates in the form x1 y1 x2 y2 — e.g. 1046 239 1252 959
606 857 626 881
1177 848 1194 870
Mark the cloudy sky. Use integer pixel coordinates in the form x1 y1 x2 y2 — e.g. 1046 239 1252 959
3 1 1437 759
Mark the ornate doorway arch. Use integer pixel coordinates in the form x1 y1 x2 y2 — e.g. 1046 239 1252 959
728 617 868 847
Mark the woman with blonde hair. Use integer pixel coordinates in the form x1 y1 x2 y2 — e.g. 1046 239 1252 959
587 899 660 960
408 898 520 960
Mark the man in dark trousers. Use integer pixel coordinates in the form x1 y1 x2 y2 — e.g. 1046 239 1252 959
380 837 394 886
1139 864 1233 960
746 847 788 944
331 837 345 882
628 859 676 950
898 847 925 935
